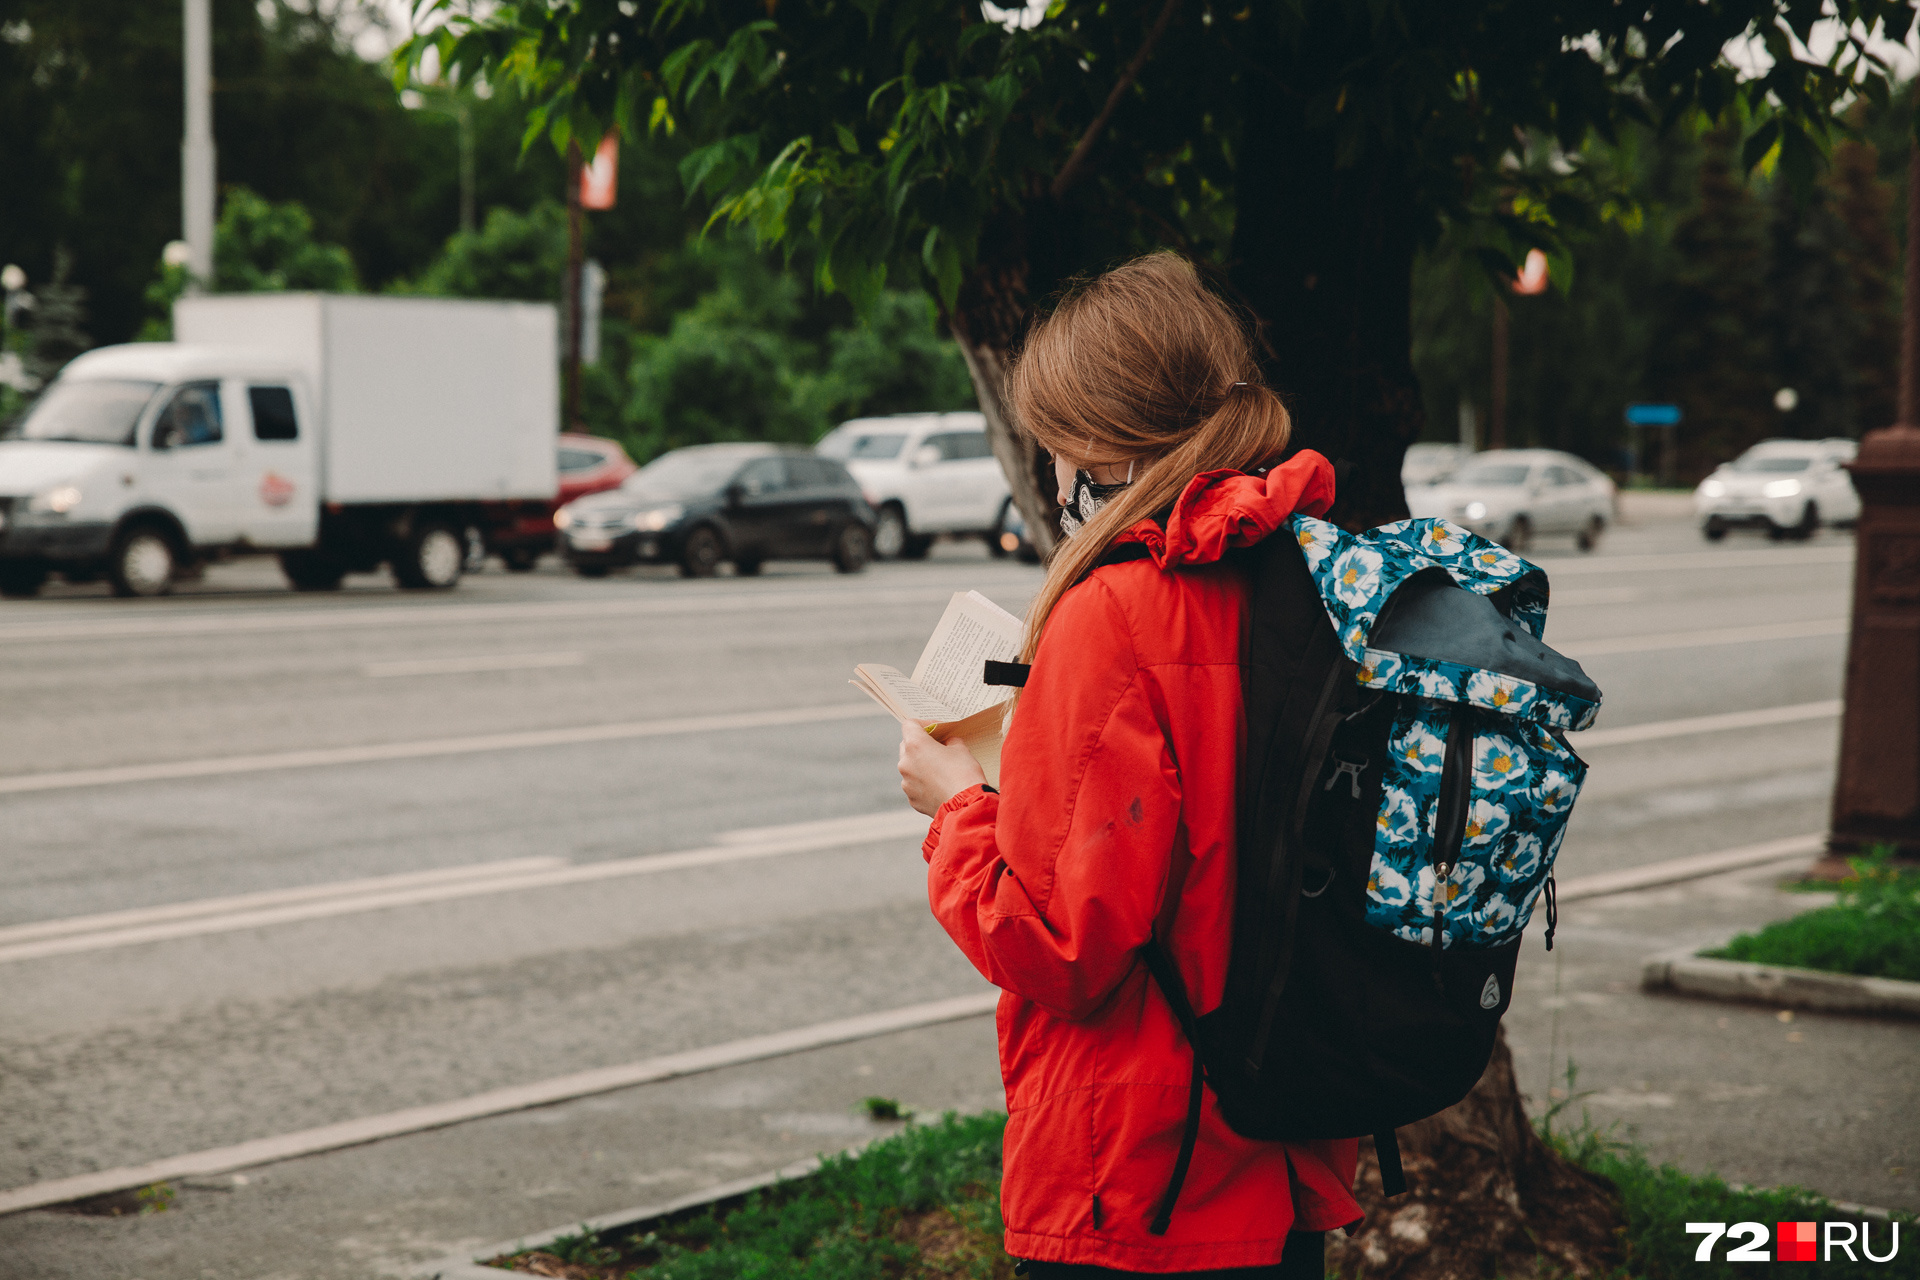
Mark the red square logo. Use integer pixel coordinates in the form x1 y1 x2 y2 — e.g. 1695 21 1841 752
1777 1221 1817 1262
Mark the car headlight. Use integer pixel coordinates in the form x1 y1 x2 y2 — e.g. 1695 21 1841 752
27 485 82 515
1462 501 1488 521
553 504 577 530
1699 479 1726 498
1762 479 1802 499
629 503 683 532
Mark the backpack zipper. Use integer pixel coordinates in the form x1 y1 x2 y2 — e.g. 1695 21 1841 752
1428 707 1476 962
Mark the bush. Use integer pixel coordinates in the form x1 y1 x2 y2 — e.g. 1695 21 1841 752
397 203 569 302
1710 850 1920 981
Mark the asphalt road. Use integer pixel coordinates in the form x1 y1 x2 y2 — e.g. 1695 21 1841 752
0 509 1903 1278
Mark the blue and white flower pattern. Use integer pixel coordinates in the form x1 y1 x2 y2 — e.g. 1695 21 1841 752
1295 509 1601 952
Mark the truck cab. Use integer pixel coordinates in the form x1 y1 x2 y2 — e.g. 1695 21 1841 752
0 344 316 597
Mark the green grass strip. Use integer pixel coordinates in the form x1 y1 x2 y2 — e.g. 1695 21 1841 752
1707 849 1920 981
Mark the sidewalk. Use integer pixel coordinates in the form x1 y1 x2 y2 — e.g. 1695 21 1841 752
1505 858 1918 1214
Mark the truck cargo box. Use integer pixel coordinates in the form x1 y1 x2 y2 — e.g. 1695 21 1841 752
174 294 557 504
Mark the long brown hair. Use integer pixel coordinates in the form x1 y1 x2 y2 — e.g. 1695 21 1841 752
1010 252 1293 661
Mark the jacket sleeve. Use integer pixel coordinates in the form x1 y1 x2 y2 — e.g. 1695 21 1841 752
923 576 1182 1021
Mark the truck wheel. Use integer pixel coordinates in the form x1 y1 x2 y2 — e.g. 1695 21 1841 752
678 525 725 578
108 525 178 598
279 549 346 592
901 533 934 560
832 523 873 573
502 547 540 573
393 524 463 590
0 562 49 599
873 504 908 559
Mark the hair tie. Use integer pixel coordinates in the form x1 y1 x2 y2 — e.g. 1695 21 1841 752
1232 381 1248 388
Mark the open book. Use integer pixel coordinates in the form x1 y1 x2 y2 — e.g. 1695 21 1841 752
852 590 1024 788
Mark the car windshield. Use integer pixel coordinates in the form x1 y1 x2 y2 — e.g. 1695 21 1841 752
621 450 754 498
1452 462 1532 486
9 379 158 445
819 431 907 461
1730 455 1811 473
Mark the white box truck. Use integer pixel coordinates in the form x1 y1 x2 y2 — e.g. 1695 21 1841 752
0 293 557 597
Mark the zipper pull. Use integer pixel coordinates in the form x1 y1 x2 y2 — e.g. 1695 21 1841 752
1324 755 1368 799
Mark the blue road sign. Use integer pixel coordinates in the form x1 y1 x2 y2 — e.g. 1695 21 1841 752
1625 402 1682 426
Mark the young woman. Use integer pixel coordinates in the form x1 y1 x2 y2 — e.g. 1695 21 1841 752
896 254 1361 1277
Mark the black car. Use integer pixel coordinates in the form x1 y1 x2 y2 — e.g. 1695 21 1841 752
556 443 876 578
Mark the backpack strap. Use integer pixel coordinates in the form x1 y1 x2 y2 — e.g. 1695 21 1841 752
1142 840 1201 1237
1374 1128 1408 1197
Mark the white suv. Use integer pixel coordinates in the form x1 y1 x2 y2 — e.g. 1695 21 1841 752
815 412 1010 559
1695 438 1859 541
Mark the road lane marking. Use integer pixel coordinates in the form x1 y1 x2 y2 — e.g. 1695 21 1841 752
1557 617 1845 658
0 990 1002 1217
1541 546 1852 576
0 581 1035 647
1571 700 1840 749
1556 834 1824 901
363 652 585 678
0 703 887 797
0 810 930 964
0 856 566 946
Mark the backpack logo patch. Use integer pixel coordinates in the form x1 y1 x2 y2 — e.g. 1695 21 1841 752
1478 974 1502 1009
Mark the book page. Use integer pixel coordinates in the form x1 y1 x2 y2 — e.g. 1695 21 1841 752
909 591 1024 721
851 664 956 723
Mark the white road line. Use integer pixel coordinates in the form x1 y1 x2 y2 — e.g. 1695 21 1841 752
1541 546 1852 576
1557 834 1824 902
0 703 885 797
0 857 566 946
1557 617 1846 658
0 990 1002 1217
0 582 1033 646
1571 700 1841 749
363 652 585 678
0 811 930 964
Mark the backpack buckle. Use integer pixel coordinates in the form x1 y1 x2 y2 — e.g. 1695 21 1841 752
1324 754 1368 799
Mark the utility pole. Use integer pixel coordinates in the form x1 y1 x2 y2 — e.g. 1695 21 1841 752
182 0 215 291
1489 296 1508 451
564 140 584 432
1818 111 1920 873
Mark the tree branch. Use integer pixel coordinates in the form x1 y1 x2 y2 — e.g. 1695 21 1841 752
1049 0 1182 202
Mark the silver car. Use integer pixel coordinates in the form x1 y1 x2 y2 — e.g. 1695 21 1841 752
1405 448 1616 553
1694 438 1859 541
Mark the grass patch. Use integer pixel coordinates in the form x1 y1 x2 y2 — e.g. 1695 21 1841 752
1707 850 1920 981
1549 1127 1916 1279
489 1111 1010 1279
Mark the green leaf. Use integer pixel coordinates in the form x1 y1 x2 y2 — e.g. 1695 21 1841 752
835 124 860 154
1740 118 1781 173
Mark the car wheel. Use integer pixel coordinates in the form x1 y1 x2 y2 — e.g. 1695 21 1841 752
1703 518 1728 542
0 562 49 599
393 524 464 590
573 563 611 578
873 504 908 559
833 522 873 573
1503 515 1532 554
502 547 540 573
678 525 726 578
108 524 179 598
1791 502 1819 541
734 555 764 576
279 549 346 591
901 533 934 560
1575 515 1605 553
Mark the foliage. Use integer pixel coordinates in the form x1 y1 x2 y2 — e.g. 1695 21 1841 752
493 1112 1009 1280
1709 850 1920 981
21 247 92 389
395 202 569 302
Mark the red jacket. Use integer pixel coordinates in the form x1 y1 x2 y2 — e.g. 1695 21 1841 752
922 452 1359 1272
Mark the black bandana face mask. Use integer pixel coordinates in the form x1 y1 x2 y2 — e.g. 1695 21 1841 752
1059 468 1132 538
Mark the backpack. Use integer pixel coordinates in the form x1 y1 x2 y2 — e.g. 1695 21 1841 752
1139 514 1603 1235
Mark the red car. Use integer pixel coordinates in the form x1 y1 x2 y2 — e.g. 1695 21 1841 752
492 434 638 570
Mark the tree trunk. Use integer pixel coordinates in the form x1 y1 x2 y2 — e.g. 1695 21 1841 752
1328 1030 1625 1280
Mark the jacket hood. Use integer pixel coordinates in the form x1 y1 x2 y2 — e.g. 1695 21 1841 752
1117 449 1336 569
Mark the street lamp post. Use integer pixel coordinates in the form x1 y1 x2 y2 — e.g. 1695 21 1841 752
182 0 215 289
1818 121 1920 873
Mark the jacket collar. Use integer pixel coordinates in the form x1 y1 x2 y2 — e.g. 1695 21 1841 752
1115 449 1337 569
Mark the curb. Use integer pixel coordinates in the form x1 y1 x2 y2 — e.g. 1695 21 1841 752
414 1151 845 1279
1641 947 1920 1019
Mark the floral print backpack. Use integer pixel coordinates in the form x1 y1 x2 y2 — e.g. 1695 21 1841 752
1140 513 1601 1231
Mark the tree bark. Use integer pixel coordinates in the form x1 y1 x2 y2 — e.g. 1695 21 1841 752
1329 1030 1625 1280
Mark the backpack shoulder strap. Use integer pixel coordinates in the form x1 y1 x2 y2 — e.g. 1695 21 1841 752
1142 839 1202 1236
